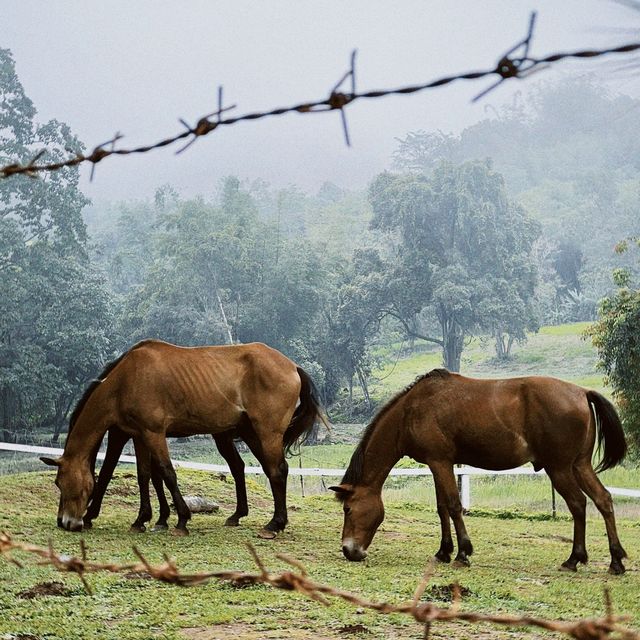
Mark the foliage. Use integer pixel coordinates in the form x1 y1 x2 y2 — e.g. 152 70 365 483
0 48 115 441
394 78 640 309
588 244 640 452
367 160 540 369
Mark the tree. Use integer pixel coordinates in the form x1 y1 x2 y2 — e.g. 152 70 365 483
368 160 540 370
114 179 332 384
588 245 640 452
0 48 115 440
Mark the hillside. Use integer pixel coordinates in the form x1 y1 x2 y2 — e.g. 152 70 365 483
364 321 604 411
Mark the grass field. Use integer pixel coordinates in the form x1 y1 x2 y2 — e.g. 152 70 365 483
2 322 639 638
1 470 640 640
367 322 606 407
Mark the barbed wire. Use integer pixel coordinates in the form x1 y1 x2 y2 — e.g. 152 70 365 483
2 12 640 181
1 531 638 640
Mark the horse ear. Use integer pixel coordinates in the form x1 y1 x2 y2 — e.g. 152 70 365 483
328 484 354 496
40 456 61 467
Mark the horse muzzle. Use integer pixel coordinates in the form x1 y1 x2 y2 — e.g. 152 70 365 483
342 539 367 562
61 514 84 532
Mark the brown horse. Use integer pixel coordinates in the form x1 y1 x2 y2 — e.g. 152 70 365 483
41 340 325 536
331 370 628 574
78 428 249 532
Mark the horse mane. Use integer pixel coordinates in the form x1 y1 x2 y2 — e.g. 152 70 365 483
68 340 154 433
336 368 450 501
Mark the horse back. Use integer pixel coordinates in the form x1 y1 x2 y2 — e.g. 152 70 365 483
104 341 301 434
406 373 594 469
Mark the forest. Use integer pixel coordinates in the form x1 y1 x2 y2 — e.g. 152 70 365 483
2 45 640 448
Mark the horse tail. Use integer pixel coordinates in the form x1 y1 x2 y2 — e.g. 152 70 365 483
587 390 627 473
283 367 329 455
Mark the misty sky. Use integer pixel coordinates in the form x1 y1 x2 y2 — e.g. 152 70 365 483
2 1 640 203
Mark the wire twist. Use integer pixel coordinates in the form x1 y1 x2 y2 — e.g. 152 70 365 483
2 12 640 180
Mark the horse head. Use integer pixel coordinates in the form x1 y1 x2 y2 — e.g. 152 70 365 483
41 456 94 532
330 483 384 561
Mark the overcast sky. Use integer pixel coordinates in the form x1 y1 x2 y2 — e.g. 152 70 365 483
2 1 639 203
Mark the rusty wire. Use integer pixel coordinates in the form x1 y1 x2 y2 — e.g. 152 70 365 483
2 12 640 180
1 531 638 640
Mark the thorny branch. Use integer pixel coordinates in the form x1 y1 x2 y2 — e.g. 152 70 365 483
2 12 640 180
1 531 638 640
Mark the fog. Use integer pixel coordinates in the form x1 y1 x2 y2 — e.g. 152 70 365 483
2 0 639 202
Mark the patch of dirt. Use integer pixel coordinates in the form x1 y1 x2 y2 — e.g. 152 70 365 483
108 481 138 497
517 532 572 544
426 583 473 601
1 634 41 640
182 624 342 639
123 570 152 580
338 623 370 635
17 581 70 599
382 530 410 541
180 622 523 640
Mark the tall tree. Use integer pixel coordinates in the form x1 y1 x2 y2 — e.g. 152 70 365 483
368 160 540 370
0 48 114 440
588 243 640 452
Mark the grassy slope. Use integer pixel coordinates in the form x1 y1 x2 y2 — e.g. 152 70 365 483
369 322 605 406
1 471 639 640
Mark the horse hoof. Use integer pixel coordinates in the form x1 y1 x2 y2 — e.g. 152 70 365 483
258 528 278 540
129 524 146 533
452 557 470 568
560 562 578 573
435 552 451 564
171 527 189 537
224 518 240 527
608 563 625 576
83 520 93 530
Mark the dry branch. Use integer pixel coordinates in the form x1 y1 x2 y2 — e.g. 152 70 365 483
1 531 638 640
2 12 640 180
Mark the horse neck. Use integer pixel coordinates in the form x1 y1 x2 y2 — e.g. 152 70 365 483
64 394 110 464
358 408 403 494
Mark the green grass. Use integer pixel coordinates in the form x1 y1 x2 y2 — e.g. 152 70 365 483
365 321 605 407
1 471 639 640
2 322 638 638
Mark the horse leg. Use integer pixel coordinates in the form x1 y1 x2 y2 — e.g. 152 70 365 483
213 433 248 526
84 426 129 528
129 437 153 533
141 432 191 536
432 479 454 563
430 462 473 566
546 467 588 572
573 459 627 574
150 461 171 532
240 423 288 537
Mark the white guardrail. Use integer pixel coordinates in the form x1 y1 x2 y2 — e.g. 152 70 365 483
2 442 639 510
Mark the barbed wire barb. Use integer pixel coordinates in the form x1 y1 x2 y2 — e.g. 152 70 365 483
472 10 538 102
175 87 236 155
3 13 640 179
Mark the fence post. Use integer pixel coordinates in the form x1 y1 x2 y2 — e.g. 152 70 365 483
460 473 471 511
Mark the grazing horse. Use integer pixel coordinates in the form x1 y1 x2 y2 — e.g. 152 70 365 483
78 427 249 533
331 370 628 574
41 340 325 536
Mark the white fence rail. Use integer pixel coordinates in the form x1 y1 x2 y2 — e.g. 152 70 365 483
2 442 639 510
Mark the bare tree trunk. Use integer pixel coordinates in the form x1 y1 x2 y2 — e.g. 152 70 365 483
1 387 15 442
494 330 506 360
441 316 464 372
506 335 515 357
356 366 372 413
